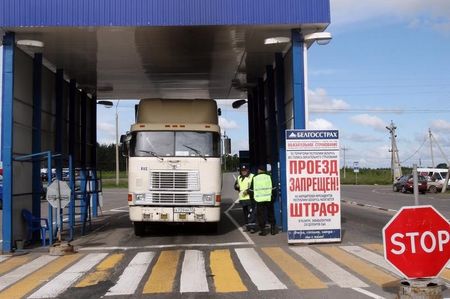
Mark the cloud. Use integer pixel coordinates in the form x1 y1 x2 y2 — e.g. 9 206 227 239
97 122 115 142
350 114 387 132
308 118 335 130
431 119 450 131
309 88 350 113
331 0 450 33
347 133 383 143
219 116 239 130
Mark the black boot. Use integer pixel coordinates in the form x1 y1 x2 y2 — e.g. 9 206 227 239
270 225 278 235
258 229 267 236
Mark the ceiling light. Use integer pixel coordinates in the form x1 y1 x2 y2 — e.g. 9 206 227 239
16 40 44 48
303 32 332 45
264 37 290 45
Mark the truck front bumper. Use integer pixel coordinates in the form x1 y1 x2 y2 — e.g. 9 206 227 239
129 206 220 222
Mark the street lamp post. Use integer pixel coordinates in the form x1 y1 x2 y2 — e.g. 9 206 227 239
301 32 332 129
115 101 120 186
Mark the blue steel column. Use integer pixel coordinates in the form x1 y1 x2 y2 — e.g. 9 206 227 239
55 69 64 179
291 29 306 129
1 32 15 252
256 78 266 166
91 95 98 217
68 80 77 235
275 53 288 232
80 92 87 167
265 65 281 226
32 53 43 225
247 89 256 169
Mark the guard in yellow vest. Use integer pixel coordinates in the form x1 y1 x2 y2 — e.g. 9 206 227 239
234 165 255 231
249 164 277 236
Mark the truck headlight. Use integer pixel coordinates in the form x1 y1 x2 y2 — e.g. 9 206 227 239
136 193 145 201
202 194 214 204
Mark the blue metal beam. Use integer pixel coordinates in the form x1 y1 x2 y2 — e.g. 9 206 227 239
247 89 256 170
265 65 281 226
1 32 15 253
80 92 87 166
291 29 306 129
275 52 288 232
91 95 98 217
55 69 64 179
0 0 331 27
256 78 266 166
68 80 76 162
32 53 43 224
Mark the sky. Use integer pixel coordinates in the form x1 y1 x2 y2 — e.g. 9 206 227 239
1 1 449 169
200 0 450 169
96 0 450 168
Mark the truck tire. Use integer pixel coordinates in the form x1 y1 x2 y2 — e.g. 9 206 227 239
134 222 145 236
206 222 218 234
393 185 399 192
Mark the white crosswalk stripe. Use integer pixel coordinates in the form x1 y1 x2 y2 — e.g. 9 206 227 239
105 251 155 296
0 255 10 263
290 247 369 288
28 253 108 298
340 245 402 276
0 255 58 292
180 250 209 293
235 248 287 291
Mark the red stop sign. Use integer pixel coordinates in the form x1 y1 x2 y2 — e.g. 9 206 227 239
383 205 450 279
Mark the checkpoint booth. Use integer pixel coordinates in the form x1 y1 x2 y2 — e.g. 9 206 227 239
1 0 331 252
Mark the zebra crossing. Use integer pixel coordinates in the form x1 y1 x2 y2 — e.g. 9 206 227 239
0 244 448 298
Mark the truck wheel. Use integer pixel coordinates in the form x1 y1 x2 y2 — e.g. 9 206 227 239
393 185 399 192
429 185 437 193
134 222 146 236
401 186 407 193
206 222 218 233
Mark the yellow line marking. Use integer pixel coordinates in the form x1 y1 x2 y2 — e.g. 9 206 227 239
210 249 247 293
363 243 384 255
319 246 399 287
441 269 450 281
262 247 326 289
0 256 30 276
76 253 124 287
0 254 82 299
143 250 180 293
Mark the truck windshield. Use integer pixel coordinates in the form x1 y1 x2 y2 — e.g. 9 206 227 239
131 131 220 158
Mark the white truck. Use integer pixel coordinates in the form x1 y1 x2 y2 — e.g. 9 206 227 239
122 99 222 235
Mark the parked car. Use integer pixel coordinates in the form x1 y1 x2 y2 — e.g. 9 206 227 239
427 181 443 193
393 174 427 194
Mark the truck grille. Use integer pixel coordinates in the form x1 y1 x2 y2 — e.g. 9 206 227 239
144 193 204 205
149 171 200 191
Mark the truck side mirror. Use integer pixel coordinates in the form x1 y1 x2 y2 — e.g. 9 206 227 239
120 134 129 157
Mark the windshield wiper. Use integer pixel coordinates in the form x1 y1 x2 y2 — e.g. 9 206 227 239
138 150 164 161
183 145 207 160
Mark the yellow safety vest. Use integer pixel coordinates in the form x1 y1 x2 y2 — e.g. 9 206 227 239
253 173 272 202
238 174 254 200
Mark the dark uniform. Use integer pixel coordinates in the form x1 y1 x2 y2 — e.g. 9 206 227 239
249 165 278 236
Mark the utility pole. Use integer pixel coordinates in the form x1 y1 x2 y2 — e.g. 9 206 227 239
341 146 349 179
429 128 435 167
386 121 402 182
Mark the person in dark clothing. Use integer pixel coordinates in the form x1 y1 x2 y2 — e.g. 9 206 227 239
249 164 278 236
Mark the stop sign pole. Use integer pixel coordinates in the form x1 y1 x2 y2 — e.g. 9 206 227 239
383 205 450 281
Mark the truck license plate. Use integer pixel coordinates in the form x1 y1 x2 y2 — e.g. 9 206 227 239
174 207 194 213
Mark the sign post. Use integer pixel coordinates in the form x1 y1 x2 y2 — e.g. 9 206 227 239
383 205 450 297
286 130 341 243
353 162 359 185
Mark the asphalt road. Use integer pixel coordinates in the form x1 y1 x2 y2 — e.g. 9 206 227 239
0 175 449 298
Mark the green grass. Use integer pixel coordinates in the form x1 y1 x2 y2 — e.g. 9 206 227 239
340 168 392 185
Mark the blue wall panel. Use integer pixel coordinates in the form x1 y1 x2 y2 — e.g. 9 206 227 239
0 0 330 27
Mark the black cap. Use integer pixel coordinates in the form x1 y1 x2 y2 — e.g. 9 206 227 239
258 164 266 171
240 165 248 171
